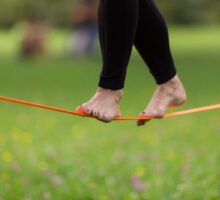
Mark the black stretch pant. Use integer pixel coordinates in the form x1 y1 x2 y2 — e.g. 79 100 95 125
98 0 176 90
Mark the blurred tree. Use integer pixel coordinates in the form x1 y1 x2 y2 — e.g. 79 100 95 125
155 0 220 24
202 0 220 23
0 0 219 27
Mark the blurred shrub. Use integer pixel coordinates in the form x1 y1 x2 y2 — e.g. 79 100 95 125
157 0 220 24
0 0 220 28
0 0 74 28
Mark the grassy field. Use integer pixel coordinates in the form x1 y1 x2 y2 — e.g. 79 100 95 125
0 26 220 200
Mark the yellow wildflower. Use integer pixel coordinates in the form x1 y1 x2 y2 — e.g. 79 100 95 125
100 195 109 200
133 166 146 177
21 132 32 144
2 151 13 163
11 128 21 143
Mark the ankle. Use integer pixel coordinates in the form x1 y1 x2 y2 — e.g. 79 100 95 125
97 87 123 102
158 75 181 90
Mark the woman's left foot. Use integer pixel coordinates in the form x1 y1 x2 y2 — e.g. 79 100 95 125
78 87 123 122
137 75 187 126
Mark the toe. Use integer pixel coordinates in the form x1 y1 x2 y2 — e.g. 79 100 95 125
99 112 114 123
84 108 93 115
92 110 99 117
81 103 89 111
136 112 152 126
82 102 96 115
136 119 146 126
101 114 112 123
96 113 111 123
153 110 165 119
75 106 86 115
144 108 165 119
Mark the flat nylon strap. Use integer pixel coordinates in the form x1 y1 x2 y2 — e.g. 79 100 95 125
0 96 219 121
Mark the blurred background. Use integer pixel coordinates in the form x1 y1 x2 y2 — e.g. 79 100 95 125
0 0 220 199
0 0 219 58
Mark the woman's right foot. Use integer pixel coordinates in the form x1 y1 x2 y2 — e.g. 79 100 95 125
137 75 187 126
79 87 123 122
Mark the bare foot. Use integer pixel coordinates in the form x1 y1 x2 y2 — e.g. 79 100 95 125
81 87 123 122
137 75 187 126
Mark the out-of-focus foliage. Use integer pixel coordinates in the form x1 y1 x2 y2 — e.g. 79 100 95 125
0 0 74 27
0 0 220 27
157 0 220 24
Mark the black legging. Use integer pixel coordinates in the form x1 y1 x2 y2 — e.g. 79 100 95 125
98 0 176 90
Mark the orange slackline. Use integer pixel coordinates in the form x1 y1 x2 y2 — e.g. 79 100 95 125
0 96 219 121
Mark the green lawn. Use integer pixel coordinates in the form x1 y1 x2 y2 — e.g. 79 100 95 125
0 26 220 200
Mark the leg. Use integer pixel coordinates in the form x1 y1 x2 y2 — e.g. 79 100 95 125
98 0 139 90
79 0 139 122
134 0 187 126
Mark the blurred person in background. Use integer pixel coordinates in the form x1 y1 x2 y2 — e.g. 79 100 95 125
21 15 47 58
77 0 187 126
68 0 97 56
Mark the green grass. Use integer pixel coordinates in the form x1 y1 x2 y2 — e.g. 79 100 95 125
0 26 220 200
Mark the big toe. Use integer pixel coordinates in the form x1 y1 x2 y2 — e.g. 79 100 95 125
81 104 94 115
137 119 147 126
136 113 152 126
75 106 86 115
